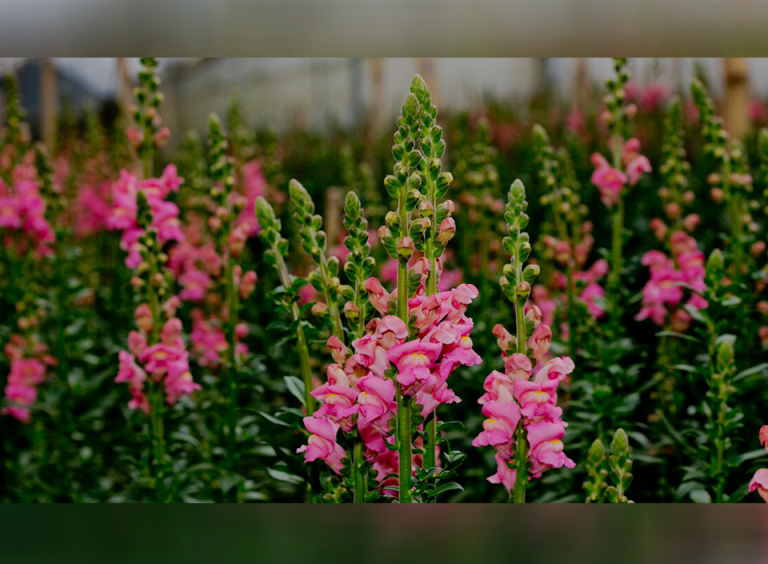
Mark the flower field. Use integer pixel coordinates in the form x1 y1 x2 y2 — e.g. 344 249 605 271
1 58 768 503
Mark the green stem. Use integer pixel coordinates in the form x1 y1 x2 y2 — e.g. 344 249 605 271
511 244 529 503
53 234 73 500
273 245 316 414
353 441 366 503
512 424 528 503
317 252 344 341
224 257 240 480
294 307 315 412
396 386 412 504
151 381 166 502
565 263 576 359
609 195 624 332
395 179 412 503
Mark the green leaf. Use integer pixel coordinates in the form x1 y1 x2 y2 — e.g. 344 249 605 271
730 449 768 466
255 411 293 428
655 330 701 343
428 482 464 498
284 376 306 405
267 468 304 485
689 489 712 504
733 363 768 382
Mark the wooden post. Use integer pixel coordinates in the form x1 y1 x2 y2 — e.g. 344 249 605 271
41 58 58 154
723 58 749 140
574 58 590 111
116 58 133 115
368 58 385 139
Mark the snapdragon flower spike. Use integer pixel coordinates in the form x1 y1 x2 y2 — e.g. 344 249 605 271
2 335 54 423
341 191 376 338
654 97 696 237
691 79 748 266
531 125 607 356
113 189 200 413
748 425 768 502
289 179 345 340
1 73 30 181
760 129 768 217
475 179 574 502
605 429 634 503
256 196 316 413
128 58 168 177
452 116 502 281
636 231 707 329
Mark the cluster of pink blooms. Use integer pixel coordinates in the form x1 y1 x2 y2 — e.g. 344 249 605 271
636 231 707 329
73 180 113 236
298 259 481 492
116 301 201 413
591 138 652 207
234 161 266 237
473 307 575 493
2 335 55 423
0 169 55 257
107 165 185 268
625 81 672 112
166 228 255 370
189 308 249 368
168 218 223 303
748 425 768 502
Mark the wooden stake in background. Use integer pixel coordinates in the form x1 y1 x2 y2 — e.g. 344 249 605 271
723 58 749 141
368 58 384 141
41 58 58 155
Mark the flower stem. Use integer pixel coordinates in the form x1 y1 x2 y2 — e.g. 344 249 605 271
224 256 240 480
511 242 529 503
396 258 412 503
353 440 366 503
273 243 315 414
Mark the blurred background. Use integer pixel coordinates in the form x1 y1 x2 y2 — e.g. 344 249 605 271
2 58 768 154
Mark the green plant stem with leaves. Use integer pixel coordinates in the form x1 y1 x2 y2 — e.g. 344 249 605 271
289 180 344 341
208 114 242 478
691 79 745 275
410 77 453 494
256 197 315 414
36 145 74 500
132 58 163 181
499 179 539 503
136 193 167 503
341 191 376 503
604 58 631 333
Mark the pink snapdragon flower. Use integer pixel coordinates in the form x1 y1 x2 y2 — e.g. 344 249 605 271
472 401 522 449
527 420 575 478
636 232 707 327
750 469 768 503
475 312 574 493
387 340 442 388
297 416 347 474
2 358 47 423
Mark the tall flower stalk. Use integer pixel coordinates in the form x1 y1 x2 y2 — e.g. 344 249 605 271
289 180 344 341
691 79 749 275
591 58 650 332
474 180 575 503
341 191 375 503
207 114 244 475
129 58 168 180
410 76 454 485
380 79 424 503
256 197 315 413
